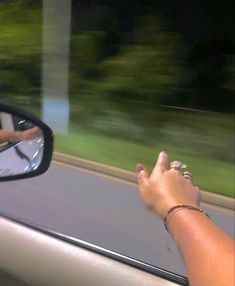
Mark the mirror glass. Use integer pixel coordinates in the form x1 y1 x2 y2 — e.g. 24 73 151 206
0 111 44 177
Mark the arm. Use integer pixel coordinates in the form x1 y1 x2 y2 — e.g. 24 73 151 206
0 130 18 143
168 208 234 286
0 127 41 143
137 151 234 286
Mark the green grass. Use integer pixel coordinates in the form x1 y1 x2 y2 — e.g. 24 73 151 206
55 131 234 198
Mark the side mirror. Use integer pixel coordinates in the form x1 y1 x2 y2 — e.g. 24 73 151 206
0 103 53 181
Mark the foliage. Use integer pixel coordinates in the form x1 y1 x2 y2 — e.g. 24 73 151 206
0 0 234 197
69 15 188 141
0 1 42 109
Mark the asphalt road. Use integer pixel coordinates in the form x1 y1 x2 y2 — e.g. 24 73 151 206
0 162 234 277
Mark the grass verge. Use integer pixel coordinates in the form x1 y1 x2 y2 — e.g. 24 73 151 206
55 131 234 198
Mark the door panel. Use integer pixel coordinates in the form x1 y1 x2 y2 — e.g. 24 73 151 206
0 216 181 286
0 270 30 286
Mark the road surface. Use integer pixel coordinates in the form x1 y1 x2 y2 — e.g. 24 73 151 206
0 162 234 276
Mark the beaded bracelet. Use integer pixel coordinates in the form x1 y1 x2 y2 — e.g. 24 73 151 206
163 204 210 232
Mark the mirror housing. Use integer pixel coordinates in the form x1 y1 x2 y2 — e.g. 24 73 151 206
0 103 53 181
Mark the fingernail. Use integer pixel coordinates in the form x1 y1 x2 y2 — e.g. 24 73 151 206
136 164 145 175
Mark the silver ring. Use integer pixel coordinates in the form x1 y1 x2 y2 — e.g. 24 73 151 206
170 161 187 173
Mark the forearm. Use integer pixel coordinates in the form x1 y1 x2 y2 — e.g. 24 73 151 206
167 209 235 286
0 130 20 143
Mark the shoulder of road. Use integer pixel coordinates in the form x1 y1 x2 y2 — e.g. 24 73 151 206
53 152 235 210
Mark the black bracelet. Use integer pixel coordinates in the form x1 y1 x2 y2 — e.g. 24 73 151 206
163 204 210 232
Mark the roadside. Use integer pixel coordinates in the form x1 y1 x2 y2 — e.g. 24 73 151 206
53 152 235 210
55 131 234 198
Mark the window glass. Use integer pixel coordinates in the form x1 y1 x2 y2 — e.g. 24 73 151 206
0 0 234 278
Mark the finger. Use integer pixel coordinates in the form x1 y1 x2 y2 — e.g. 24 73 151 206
183 171 193 181
136 164 149 192
151 151 168 178
136 164 149 184
194 186 202 205
136 164 152 208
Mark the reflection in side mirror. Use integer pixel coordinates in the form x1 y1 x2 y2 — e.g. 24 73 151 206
0 104 53 181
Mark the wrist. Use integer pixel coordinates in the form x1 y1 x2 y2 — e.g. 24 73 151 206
157 200 199 220
164 204 210 232
13 131 21 141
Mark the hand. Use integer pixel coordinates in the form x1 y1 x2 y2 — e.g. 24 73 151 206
136 151 201 219
0 127 41 143
16 127 42 141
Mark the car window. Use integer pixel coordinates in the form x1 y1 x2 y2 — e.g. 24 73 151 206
0 0 234 282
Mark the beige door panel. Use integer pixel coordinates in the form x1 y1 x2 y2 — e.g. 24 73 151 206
0 216 180 286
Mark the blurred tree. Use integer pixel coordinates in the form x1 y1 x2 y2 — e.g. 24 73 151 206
69 15 188 141
162 0 235 112
1 0 234 115
100 15 186 106
0 1 42 109
70 32 102 80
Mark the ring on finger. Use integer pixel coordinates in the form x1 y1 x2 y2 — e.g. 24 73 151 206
170 161 187 173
